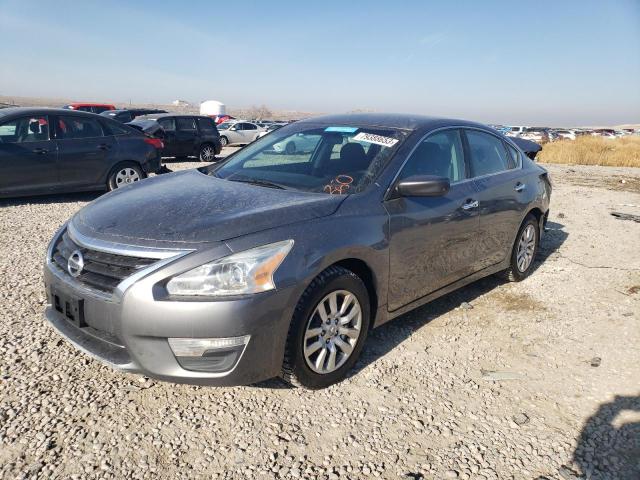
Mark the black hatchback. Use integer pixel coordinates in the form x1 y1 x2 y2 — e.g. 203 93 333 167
0 108 162 198
128 114 222 162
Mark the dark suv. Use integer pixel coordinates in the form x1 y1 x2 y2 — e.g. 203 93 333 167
0 107 162 198
100 109 168 124
129 114 222 162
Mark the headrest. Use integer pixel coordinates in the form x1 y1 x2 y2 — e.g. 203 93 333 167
340 142 369 170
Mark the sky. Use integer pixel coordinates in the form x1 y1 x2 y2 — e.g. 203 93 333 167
0 0 639 126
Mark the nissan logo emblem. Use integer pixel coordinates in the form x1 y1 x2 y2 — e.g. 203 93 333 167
67 250 85 278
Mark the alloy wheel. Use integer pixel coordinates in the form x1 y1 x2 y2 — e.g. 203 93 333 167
303 290 362 374
200 145 216 161
516 224 536 272
115 168 140 187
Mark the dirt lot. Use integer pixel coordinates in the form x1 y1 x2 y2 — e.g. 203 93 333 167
1 158 639 480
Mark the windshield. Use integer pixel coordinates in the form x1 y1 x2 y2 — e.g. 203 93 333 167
217 122 232 130
210 123 407 194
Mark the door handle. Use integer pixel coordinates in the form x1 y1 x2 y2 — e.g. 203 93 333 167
462 199 479 210
97 144 111 150
514 182 526 192
33 147 48 154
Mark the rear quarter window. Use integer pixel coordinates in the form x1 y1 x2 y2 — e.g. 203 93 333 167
504 141 522 169
102 119 134 136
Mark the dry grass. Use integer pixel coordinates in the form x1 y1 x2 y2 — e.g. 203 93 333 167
538 136 640 167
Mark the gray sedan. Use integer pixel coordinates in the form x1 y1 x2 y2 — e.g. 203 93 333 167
43 113 551 388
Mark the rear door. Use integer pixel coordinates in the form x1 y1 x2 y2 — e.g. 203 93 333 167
157 117 179 156
174 117 198 156
386 129 480 311
463 129 529 270
0 114 59 195
54 115 116 189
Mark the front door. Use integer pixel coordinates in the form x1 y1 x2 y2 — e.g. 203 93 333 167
54 115 115 189
386 129 480 311
0 115 59 195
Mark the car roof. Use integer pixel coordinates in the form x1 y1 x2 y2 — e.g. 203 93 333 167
139 113 207 119
0 107 100 118
66 103 115 107
295 113 486 132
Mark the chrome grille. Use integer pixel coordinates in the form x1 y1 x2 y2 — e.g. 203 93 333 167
51 231 157 293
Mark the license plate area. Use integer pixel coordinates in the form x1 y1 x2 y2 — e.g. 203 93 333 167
52 289 87 328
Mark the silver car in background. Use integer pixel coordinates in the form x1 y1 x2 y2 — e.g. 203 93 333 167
217 121 264 147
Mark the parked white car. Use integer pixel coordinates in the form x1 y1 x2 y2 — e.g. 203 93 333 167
217 121 264 146
272 132 321 154
506 126 528 137
555 129 576 140
257 123 285 139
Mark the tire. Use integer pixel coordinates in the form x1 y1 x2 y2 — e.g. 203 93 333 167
220 136 229 147
198 143 217 162
281 266 370 389
107 162 144 191
500 213 540 282
285 141 296 155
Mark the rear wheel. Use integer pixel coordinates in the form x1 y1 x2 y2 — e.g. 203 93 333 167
281 266 370 389
198 143 216 162
107 162 144 191
500 214 540 281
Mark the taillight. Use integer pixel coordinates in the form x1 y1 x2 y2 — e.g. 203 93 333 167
144 137 164 149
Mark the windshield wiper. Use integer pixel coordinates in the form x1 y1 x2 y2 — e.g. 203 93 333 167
228 176 287 190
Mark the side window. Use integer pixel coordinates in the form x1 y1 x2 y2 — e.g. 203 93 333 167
236 123 247 131
244 123 257 131
57 116 105 139
504 142 521 169
158 118 175 131
176 117 197 131
397 129 466 183
0 116 50 143
465 130 510 177
196 117 218 133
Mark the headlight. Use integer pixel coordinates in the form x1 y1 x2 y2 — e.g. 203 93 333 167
166 240 293 296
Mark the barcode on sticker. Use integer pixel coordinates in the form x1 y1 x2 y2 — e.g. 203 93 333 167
352 132 398 148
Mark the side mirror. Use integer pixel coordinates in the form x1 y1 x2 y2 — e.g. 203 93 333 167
396 175 450 197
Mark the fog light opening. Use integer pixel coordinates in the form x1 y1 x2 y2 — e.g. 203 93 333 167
168 336 250 374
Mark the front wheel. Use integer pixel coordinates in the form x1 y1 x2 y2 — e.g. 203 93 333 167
281 266 370 389
220 136 229 147
107 163 144 191
500 213 540 281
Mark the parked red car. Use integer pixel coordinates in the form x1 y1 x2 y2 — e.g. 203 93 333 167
62 103 116 114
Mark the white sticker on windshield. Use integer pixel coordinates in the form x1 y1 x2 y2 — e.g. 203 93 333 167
352 132 398 148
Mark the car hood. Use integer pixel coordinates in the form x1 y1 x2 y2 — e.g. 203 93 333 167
71 170 345 246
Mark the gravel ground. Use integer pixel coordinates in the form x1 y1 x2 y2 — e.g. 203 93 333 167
1 157 639 480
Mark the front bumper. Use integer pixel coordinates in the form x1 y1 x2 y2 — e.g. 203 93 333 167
43 236 299 386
